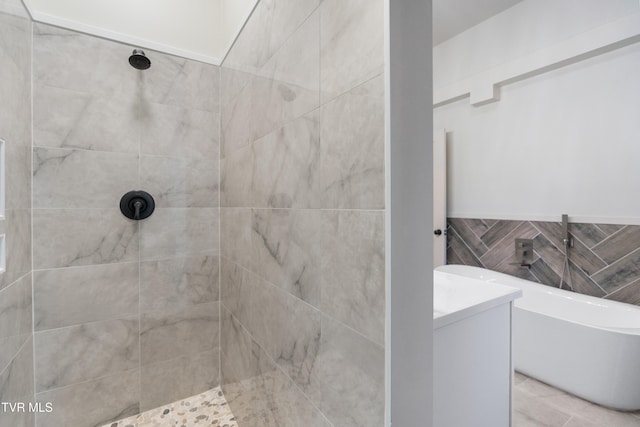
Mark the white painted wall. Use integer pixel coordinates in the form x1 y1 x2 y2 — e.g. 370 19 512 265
434 0 640 224
434 0 639 89
23 0 257 64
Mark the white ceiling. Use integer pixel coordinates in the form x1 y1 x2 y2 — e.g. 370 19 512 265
433 0 524 45
19 0 521 63
22 0 257 65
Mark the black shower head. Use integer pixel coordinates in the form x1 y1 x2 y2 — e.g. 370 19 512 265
129 49 151 70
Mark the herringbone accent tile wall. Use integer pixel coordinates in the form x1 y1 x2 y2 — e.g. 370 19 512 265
447 218 640 306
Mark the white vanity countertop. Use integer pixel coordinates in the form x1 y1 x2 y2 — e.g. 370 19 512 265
433 270 522 329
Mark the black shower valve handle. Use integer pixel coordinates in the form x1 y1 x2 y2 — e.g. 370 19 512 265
120 191 155 221
133 200 143 220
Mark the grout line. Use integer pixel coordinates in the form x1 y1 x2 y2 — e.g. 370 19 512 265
561 416 574 427
35 367 140 397
220 255 384 351
217 64 222 392
591 225 628 251
458 218 491 251
449 225 485 267
589 246 640 278
30 16 38 424
223 306 335 427
0 332 33 381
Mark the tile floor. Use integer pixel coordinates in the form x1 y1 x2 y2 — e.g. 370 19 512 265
514 372 640 427
102 387 238 427
102 373 640 427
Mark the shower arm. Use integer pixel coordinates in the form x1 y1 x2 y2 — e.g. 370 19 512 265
560 214 574 291
561 214 573 248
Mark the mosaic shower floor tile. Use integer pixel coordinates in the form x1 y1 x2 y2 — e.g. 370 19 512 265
102 387 238 427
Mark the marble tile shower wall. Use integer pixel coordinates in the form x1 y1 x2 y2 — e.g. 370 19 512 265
0 1 34 426
32 24 220 427
448 218 640 305
220 0 385 426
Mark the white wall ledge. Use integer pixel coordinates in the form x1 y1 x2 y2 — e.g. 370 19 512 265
434 12 640 107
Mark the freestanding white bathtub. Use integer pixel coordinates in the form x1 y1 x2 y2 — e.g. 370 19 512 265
436 264 640 411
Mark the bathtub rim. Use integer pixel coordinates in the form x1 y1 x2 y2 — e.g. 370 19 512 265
436 264 640 336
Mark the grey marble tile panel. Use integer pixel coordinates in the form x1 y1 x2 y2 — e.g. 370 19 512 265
34 263 139 331
0 337 35 427
140 208 219 261
140 255 219 312
0 70 30 145
0 209 32 291
220 307 274 386
222 15 319 159
34 317 139 392
593 225 640 264
33 147 138 209
140 103 219 159
256 7 320 104
252 277 321 389
139 52 219 112
448 218 489 258
220 67 255 157
318 75 384 209
140 155 219 208
0 0 30 18
0 335 29 383
33 84 140 153
33 24 139 98
252 111 321 209
0 273 32 372
321 210 385 346
0 12 30 78
223 0 320 74
4 141 31 210
35 369 140 427
0 12 31 145
251 209 323 306
220 309 330 427
33 209 138 269
140 301 219 365
223 73 318 162
140 348 220 412
220 208 253 269
305 315 384 427
592 247 640 293
222 264 321 389
320 0 384 103
220 143 254 207
220 258 251 322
